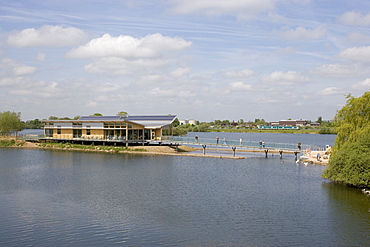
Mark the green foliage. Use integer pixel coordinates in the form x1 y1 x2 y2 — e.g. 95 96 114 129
117 111 128 117
24 119 43 129
38 142 147 152
334 92 370 148
323 92 370 187
172 118 180 127
319 127 336 134
323 130 370 187
0 140 15 147
0 111 24 135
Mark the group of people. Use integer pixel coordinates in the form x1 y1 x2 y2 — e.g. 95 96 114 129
194 135 302 150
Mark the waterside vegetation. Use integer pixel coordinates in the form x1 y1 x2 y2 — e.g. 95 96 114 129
323 92 370 188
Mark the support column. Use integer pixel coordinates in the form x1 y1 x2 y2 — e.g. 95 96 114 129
232 147 236 157
294 151 299 160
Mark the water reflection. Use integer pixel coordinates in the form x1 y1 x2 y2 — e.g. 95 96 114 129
0 147 369 246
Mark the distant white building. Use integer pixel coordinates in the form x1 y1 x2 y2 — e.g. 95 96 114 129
179 119 197 125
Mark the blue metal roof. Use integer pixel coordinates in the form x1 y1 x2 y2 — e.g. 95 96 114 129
125 115 176 121
77 115 177 128
79 116 122 121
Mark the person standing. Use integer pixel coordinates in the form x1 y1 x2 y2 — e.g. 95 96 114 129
239 138 243 145
216 136 219 145
195 135 198 143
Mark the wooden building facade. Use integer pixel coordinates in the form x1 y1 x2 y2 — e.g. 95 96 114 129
42 115 176 144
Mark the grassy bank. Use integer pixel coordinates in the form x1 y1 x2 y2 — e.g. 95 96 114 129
38 142 148 153
0 139 24 147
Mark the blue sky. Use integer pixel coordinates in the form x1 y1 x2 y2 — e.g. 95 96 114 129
1 0 370 122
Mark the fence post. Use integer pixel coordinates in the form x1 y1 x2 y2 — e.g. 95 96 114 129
232 147 236 157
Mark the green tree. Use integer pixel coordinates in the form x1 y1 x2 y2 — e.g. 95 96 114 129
0 111 24 135
172 118 180 127
322 92 370 187
24 119 43 129
117 111 128 117
317 116 323 124
91 113 103 116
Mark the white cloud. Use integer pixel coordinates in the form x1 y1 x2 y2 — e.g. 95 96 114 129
274 26 326 41
170 67 191 77
68 33 192 75
85 101 98 107
263 71 310 85
0 58 37 77
67 33 192 59
346 32 370 44
310 63 366 78
224 69 254 78
147 87 174 97
166 0 275 19
83 57 174 75
37 52 46 62
316 87 343 96
339 46 370 64
8 25 88 47
229 81 252 91
339 11 370 27
9 81 64 98
352 78 370 90
92 83 122 93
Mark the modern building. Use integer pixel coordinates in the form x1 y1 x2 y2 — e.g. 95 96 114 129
270 120 308 127
42 115 177 145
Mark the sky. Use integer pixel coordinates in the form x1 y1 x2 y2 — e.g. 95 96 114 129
1 0 370 122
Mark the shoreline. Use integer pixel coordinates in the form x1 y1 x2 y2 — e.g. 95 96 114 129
2 139 330 163
2 140 245 159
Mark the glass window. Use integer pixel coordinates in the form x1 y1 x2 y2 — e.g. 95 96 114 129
45 129 53 137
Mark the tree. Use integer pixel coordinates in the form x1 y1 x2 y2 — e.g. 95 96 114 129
172 118 180 127
117 111 128 117
24 119 43 129
91 113 103 116
317 116 323 124
0 111 24 135
322 92 370 187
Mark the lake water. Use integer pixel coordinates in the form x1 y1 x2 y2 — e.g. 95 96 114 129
1 133 370 246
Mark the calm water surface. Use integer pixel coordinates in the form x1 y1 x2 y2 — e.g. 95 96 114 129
1 133 370 246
